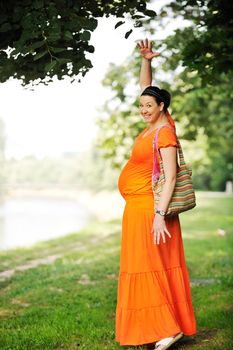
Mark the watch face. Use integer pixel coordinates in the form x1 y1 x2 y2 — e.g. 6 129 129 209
157 210 165 216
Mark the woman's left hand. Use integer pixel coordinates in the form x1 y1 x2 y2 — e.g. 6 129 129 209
137 38 160 60
151 214 172 244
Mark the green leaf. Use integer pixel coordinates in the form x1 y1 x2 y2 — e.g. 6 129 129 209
88 18 98 31
48 32 61 41
57 58 71 64
115 21 125 29
131 15 144 19
80 30 91 41
45 60 57 72
33 51 47 61
85 59 93 68
64 31 73 40
144 9 157 17
28 40 45 51
86 45 95 53
125 29 133 39
134 21 143 28
50 47 65 53
0 23 11 32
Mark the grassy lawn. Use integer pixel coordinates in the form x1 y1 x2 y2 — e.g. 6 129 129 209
0 191 232 350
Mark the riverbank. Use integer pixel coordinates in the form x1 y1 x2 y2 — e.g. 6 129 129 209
2 186 125 222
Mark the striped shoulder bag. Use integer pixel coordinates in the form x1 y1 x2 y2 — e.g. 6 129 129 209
152 125 196 216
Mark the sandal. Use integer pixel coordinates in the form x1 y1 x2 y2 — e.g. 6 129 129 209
154 332 184 350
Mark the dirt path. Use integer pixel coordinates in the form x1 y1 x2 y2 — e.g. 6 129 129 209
0 228 120 281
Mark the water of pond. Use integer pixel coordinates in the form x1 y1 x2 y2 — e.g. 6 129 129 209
0 196 92 251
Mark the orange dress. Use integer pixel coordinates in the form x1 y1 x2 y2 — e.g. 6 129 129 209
115 125 196 346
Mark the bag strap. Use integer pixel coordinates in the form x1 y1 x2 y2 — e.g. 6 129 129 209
152 124 186 181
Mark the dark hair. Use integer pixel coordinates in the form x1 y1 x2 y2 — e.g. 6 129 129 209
141 86 171 112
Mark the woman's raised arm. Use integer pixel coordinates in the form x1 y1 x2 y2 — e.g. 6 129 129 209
137 39 160 92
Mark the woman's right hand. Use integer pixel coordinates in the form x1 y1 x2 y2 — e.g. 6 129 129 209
137 38 160 60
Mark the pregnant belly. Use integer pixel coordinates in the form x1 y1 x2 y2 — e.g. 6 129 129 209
118 160 153 197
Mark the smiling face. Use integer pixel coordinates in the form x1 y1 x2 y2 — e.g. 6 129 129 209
139 95 164 123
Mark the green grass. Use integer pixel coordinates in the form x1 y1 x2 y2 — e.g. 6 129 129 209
0 192 233 350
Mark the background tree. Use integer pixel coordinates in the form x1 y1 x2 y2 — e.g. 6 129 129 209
159 0 233 85
5 145 119 192
0 0 156 86
96 0 233 190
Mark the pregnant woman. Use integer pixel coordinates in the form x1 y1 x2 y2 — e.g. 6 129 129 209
115 39 196 349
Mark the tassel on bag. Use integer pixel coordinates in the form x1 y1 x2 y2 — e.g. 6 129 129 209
152 125 196 216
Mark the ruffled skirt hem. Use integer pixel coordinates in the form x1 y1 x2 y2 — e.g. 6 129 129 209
115 267 196 345
115 300 196 345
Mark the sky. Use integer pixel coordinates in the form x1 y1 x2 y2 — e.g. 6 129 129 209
0 0 187 160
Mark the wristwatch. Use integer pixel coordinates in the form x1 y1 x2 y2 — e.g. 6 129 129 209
156 209 166 216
